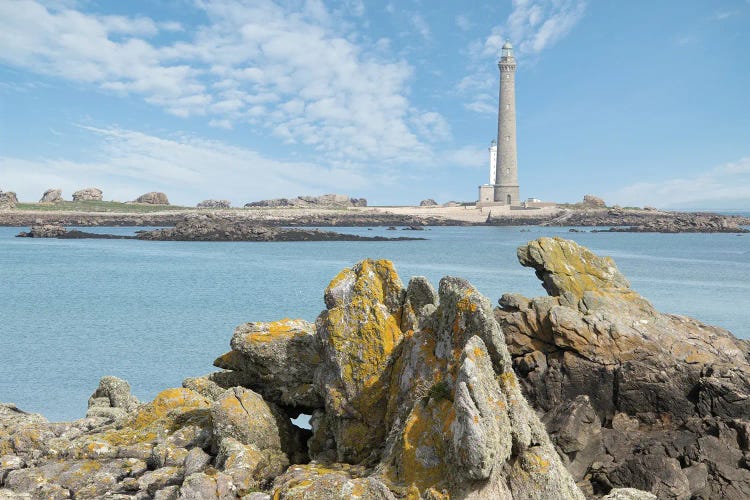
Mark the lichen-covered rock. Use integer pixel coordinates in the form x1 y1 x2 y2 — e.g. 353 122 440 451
376 275 583 499
210 387 300 461
86 376 140 422
40 189 63 203
313 259 406 464
498 237 750 498
214 319 322 409
72 188 103 201
134 192 170 205
272 463 395 499
215 437 287 494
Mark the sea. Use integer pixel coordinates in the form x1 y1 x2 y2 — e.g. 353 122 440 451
1 224 749 422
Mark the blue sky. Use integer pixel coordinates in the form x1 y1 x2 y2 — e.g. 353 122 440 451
1 0 749 208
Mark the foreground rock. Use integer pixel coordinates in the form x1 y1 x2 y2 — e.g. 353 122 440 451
245 194 367 208
0 190 18 210
1 259 588 499
497 237 750 497
136 215 422 242
72 188 103 201
197 199 232 209
133 192 170 205
40 189 63 203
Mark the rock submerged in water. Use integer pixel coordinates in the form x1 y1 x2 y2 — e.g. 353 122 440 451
497 237 750 498
72 188 103 202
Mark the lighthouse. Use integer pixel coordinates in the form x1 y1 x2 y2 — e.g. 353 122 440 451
478 41 520 206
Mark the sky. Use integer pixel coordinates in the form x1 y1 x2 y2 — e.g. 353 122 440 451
1 0 749 208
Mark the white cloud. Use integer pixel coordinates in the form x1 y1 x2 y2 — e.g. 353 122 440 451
481 0 587 59
410 111 451 142
0 126 372 205
459 0 586 114
0 0 449 167
608 157 750 208
411 14 431 40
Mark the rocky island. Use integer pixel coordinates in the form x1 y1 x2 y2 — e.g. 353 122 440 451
2 238 748 499
16 215 424 242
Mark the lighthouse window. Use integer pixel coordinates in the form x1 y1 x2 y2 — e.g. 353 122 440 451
506 74 510 79
505 136 510 141
505 104 510 110
506 168 510 174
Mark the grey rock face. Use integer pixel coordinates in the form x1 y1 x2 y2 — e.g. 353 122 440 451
72 188 103 201
134 192 169 205
244 194 366 208
0 191 18 210
197 199 231 209
419 198 438 206
86 376 140 422
498 237 750 498
39 189 63 203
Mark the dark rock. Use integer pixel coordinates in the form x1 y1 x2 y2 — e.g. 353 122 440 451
498 237 750 498
420 199 438 207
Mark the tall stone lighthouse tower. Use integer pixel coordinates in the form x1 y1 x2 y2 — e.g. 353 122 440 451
494 41 519 205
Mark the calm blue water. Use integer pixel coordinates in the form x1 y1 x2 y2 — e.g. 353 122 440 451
1 225 748 421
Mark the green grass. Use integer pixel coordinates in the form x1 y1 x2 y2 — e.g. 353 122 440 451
15 201 191 213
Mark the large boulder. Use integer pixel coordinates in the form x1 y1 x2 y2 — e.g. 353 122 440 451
0 191 18 210
197 199 231 209
134 192 169 205
213 319 322 410
497 237 750 498
86 375 140 422
419 198 438 207
72 188 103 201
39 189 63 203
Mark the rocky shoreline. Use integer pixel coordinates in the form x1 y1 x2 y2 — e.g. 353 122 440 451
16 216 425 242
3 237 749 498
2 205 747 233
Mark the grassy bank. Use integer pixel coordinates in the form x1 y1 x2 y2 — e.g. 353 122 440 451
15 201 190 213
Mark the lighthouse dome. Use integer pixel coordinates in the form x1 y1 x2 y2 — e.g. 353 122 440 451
502 41 513 50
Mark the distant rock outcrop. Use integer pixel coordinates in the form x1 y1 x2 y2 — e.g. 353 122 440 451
72 188 103 201
581 194 606 208
39 189 63 203
197 199 231 209
497 237 750 498
134 192 169 205
420 198 438 206
245 194 367 208
0 190 18 210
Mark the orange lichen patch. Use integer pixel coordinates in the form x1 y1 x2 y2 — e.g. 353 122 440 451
131 388 210 430
523 452 551 474
92 388 210 449
456 296 478 313
399 399 453 492
245 319 309 343
498 371 517 388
